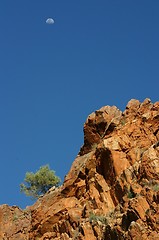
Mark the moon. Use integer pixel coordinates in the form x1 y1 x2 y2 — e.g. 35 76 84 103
46 18 55 24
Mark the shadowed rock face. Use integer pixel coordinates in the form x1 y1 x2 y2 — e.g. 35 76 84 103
1 98 159 239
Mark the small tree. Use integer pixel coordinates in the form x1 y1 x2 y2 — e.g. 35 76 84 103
20 165 61 199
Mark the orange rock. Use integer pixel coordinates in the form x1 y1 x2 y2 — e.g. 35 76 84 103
1 98 159 239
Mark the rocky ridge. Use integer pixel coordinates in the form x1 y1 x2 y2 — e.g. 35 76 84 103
0 98 159 239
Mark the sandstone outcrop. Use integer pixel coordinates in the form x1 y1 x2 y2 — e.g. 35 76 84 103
0 98 159 239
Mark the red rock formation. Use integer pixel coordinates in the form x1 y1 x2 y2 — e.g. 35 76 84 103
0 98 159 239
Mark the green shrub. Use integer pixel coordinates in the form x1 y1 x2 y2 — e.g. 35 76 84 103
127 190 135 199
152 184 159 192
20 165 60 199
89 212 108 225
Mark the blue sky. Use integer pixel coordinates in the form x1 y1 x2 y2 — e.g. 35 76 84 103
0 0 159 209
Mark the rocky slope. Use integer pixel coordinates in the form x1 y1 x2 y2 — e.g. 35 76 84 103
0 98 159 239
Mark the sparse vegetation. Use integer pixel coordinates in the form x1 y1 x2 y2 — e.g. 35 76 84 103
120 117 126 126
141 179 159 192
89 212 108 225
13 214 18 221
127 189 135 199
20 165 61 199
152 184 159 192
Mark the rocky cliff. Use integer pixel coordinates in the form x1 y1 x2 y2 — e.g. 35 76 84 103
0 98 159 240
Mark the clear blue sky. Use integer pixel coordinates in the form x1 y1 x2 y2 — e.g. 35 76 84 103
0 0 158 209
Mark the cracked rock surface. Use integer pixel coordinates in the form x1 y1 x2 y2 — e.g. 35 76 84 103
1 98 159 239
